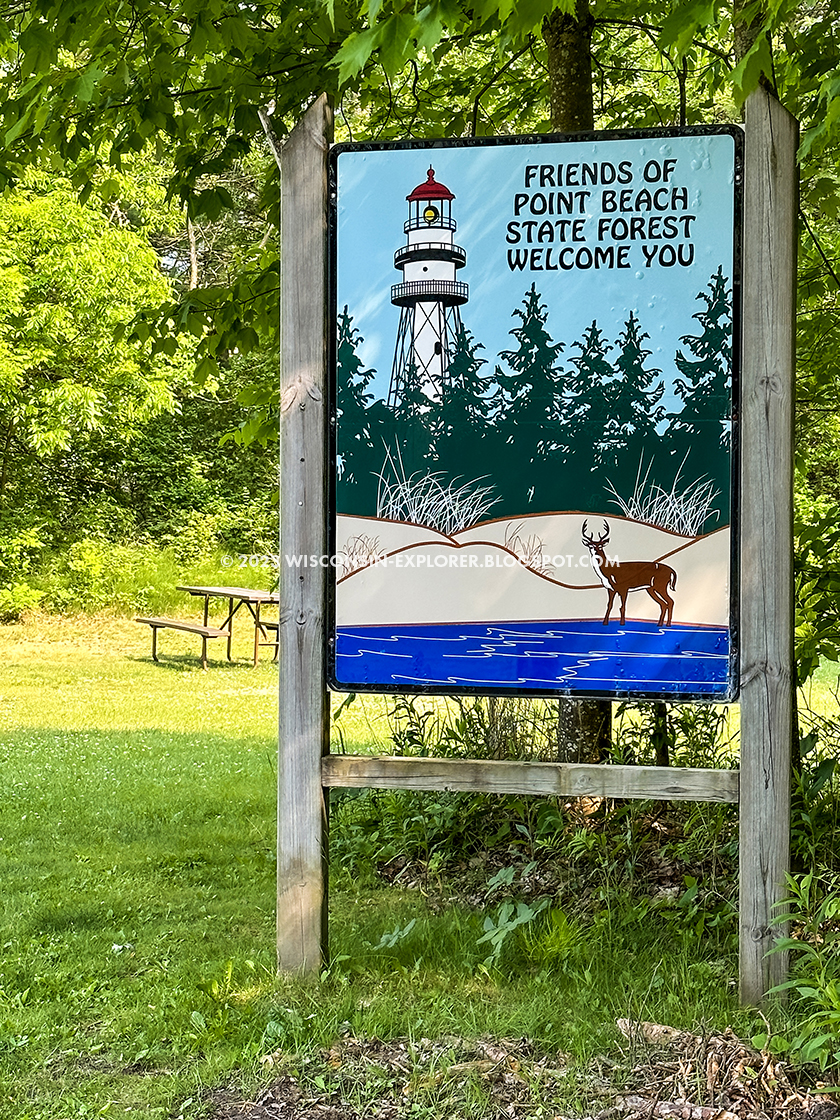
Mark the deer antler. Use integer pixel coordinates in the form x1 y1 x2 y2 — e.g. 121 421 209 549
581 518 610 547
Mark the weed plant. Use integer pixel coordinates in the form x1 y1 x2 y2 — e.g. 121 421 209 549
333 677 840 1088
0 492 279 620
332 692 742 970
747 682 840 1073
27 543 276 617
381 692 571 760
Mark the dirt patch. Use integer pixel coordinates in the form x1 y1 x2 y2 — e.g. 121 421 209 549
206 1078 362 1120
612 1021 838 1120
205 1034 573 1119
201 1027 839 1120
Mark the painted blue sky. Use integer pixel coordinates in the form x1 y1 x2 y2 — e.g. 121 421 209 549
335 131 737 413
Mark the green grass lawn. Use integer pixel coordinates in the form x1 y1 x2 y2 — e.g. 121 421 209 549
0 613 832 1118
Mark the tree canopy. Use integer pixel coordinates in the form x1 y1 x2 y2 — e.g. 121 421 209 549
0 0 838 388
2 0 840 669
0 180 178 503
2 0 838 180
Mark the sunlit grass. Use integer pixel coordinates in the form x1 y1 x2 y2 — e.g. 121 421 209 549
0 614 835 1117
800 658 840 720
0 614 395 1117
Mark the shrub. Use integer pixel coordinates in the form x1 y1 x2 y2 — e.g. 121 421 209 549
34 539 239 615
0 526 45 622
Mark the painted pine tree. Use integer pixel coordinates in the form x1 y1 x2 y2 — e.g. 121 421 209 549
374 356 437 511
664 268 733 526
335 306 389 515
608 312 665 482
494 284 564 511
564 319 616 509
434 323 495 488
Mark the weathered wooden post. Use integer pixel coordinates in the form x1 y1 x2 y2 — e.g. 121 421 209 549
277 94 333 972
739 87 797 1005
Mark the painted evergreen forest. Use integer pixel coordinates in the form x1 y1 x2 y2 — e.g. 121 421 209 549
337 267 733 532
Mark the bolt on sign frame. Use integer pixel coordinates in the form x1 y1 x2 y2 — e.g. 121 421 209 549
277 91 796 1005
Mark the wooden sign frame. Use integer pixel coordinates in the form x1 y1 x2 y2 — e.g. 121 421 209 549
277 91 796 1004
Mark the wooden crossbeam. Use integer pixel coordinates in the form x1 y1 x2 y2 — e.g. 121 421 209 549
322 755 739 803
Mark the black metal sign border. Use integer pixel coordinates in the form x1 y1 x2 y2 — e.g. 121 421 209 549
325 124 743 703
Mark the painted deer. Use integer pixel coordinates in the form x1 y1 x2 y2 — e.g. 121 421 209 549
581 518 677 627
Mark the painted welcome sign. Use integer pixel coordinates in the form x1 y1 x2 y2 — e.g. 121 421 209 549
328 128 741 700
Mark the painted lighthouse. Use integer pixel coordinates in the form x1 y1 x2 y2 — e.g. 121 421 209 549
388 168 469 408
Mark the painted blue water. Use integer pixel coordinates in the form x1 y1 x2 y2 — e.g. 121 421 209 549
334 620 732 697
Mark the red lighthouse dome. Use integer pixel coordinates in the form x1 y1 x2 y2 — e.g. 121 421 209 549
406 167 455 201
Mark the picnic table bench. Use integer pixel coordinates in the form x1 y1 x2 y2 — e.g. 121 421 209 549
135 616 230 670
136 585 279 669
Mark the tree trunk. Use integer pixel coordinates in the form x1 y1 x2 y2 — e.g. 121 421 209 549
652 702 670 768
259 106 284 171
543 0 595 134
733 0 776 99
733 0 766 79
556 697 610 762
542 0 611 762
0 421 15 505
187 218 199 290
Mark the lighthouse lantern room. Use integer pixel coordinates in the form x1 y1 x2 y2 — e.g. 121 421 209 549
388 167 469 408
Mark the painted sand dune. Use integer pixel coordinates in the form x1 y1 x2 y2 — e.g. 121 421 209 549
336 512 730 629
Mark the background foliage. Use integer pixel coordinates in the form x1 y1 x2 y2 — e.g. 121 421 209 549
0 0 835 638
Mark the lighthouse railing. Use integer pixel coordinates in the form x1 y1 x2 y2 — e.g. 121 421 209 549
404 215 456 233
390 279 469 306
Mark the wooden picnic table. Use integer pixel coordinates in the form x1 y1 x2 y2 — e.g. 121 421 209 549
176 585 280 666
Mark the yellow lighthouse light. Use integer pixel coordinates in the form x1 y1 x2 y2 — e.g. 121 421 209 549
423 204 439 224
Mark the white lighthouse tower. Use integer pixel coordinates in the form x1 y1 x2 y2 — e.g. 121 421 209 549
388 167 469 408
